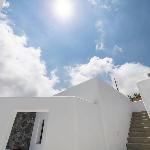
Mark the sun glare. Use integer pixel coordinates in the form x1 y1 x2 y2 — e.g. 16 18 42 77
52 0 75 22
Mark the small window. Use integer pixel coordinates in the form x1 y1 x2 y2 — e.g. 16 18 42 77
36 119 45 144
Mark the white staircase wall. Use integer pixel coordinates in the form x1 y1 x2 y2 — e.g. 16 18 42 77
138 78 150 117
131 101 146 112
96 79 132 150
57 78 132 150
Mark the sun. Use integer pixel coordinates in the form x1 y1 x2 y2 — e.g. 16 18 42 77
52 0 75 22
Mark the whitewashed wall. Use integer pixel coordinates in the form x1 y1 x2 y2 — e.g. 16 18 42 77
56 78 100 103
57 78 132 150
138 78 150 116
0 78 147 150
0 97 75 150
96 80 132 150
76 102 106 150
0 97 105 150
131 101 146 112
29 112 49 150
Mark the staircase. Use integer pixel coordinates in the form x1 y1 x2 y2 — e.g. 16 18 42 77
127 111 150 150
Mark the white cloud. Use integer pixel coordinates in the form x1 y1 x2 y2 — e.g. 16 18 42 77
95 20 106 51
66 56 150 95
111 63 150 95
96 41 105 51
95 20 103 32
66 57 114 85
0 15 60 96
88 0 120 11
88 0 110 10
88 0 97 6
113 45 123 53
3 0 9 8
95 21 123 53
0 0 9 9
0 0 4 8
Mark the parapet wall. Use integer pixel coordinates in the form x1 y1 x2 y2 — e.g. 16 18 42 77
131 101 146 112
138 78 150 117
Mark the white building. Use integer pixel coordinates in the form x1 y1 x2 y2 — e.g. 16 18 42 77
0 78 150 150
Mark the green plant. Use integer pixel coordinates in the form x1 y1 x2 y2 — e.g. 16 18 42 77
128 93 142 102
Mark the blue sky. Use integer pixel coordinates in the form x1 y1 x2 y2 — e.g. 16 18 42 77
6 0 150 67
0 0 149 96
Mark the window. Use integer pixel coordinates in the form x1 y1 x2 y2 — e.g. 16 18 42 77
36 119 45 144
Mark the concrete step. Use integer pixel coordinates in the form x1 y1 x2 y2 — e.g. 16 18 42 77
132 114 149 117
131 120 150 124
132 116 149 120
130 124 150 128
131 123 150 127
128 137 150 143
131 119 150 123
132 114 148 117
131 117 150 121
132 116 148 118
127 112 150 150
130 126 150 129
132 115 149 118
130 127 150 132
132 111 147 114
129 132 150 137
131 118 150 121
127 143 150 150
